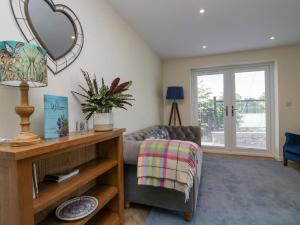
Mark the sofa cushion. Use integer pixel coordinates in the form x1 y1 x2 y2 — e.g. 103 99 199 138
123 140 142 165
285 145 300 156
124 126 161 142
145 127 170 139
161 126 201 146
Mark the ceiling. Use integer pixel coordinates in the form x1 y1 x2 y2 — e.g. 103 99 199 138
107 0 300 59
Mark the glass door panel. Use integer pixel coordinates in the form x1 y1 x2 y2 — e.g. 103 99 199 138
193 63 272 154
197 74 225 147
234 71 267 149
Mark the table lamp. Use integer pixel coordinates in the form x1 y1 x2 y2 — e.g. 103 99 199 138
166 86 184 126
0 41 47 146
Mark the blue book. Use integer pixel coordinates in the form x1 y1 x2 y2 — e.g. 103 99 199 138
44 95 69 139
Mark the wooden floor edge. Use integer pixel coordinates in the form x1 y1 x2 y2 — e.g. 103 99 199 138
203 151 276 160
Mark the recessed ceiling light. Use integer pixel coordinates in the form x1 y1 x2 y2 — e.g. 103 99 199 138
202 45 207 49
270 36 276 40
199 8 206 14
71 36 76 40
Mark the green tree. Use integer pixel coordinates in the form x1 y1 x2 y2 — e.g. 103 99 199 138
197 80 242 131
197 80 224 131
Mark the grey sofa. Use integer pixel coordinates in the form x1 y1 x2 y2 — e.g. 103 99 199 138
123 125 202 221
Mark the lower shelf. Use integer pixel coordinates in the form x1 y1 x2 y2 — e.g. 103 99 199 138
39 185 118 225
86 211 120 225
34 159 118 214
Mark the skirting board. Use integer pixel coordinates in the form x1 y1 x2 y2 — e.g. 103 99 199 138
203 149 279 160
274 154 283 161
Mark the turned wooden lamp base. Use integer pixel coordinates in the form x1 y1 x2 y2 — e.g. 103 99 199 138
10 132 41 147
10 82 41 147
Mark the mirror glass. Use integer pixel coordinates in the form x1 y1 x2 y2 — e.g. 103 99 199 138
27 0 77 60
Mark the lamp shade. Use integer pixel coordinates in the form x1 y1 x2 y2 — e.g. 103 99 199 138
0 41 47 87
166 86 184 100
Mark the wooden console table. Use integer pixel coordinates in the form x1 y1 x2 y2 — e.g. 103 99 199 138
0 129 125 225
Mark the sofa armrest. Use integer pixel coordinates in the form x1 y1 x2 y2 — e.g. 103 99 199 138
124 140 142 165
161 126 201 146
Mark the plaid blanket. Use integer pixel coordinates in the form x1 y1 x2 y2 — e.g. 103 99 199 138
137 139 200 201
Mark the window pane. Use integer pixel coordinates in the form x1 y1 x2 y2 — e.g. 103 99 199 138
235 71 266 149
197 74 224 147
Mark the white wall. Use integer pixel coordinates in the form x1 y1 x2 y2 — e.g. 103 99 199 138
163 44 300 159
0 0 162 138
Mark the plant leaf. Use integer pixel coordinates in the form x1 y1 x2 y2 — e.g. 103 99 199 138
107 77 120 96
113 82 130 94
93 75 98 94
72 91 89 99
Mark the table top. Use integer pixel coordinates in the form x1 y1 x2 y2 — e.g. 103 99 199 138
0 129 125 161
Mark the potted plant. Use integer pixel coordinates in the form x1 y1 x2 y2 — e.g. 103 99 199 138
73 70 134 131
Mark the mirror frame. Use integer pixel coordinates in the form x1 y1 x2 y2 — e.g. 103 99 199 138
24 0 78 61
10 0 84 74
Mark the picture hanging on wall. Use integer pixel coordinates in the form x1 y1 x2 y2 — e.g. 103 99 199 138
44 95 69 139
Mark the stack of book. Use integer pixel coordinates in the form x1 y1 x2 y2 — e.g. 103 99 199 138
44 168 80 183
32 164 80 199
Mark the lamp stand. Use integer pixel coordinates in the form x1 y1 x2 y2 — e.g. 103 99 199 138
10 82 41 147
168 101 182 126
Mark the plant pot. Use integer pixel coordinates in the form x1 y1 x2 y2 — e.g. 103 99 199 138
93 112 113 132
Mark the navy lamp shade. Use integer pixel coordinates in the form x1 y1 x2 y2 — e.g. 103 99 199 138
166 86 184 100
166 86 183 126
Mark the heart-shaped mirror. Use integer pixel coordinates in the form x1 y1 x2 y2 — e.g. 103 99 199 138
10 0 84 74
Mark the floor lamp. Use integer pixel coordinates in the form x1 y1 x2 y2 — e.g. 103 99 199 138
166 86 184 126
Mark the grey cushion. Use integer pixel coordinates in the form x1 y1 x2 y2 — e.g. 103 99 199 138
123 140 143 165
124 126 161 141
145 127 170 139
162 126 201 146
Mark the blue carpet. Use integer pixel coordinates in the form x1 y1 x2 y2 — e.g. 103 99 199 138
144 156 300 225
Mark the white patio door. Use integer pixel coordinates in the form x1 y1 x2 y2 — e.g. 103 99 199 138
192 63 273 155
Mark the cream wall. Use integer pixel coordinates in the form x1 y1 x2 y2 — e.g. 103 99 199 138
163 44 300 158
0 0 162 138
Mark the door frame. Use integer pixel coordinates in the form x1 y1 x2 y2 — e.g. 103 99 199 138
191 62 275 157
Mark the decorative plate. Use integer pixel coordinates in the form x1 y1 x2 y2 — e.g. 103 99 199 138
55 196 98 221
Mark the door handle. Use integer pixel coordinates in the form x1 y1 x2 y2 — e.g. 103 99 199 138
225 105 228 116
232 106 238 117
